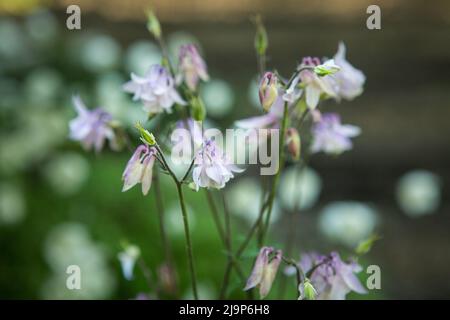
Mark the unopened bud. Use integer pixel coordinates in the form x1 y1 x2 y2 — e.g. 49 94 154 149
254 15 268 56
190 95 206 121
259 72 278 112
135 122 156 146
299 278 317 300
314 59 340 77
286 127 301 161
146 10 161 39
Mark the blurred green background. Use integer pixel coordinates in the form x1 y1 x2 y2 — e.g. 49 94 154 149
0 0 449 299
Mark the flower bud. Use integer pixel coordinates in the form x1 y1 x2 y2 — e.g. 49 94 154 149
190 95 206 121
259 72 278 112
314 59 340 77
135 122 156 145
254 15 268 56
299 278 317 300
286 127 301 161
146 10 161 39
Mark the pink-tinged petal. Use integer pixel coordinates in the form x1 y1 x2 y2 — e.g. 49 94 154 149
259 249 282 298
141 156 155 196
122 161 144 192
244 247 271 291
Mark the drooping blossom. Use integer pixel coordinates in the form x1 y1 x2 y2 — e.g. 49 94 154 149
192 138 244 190
178 44 209 91
259 72 279 112
332 42 366 100
117 245 141 281
299 57 338 110
244 247 282 298
123 64 186 114
299 252 367 300
122 144 157 195
69 95 117 152
310 112 360 155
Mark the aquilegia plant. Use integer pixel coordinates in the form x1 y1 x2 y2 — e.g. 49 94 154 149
68 12 373 300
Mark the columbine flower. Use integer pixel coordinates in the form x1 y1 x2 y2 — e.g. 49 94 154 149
299 252 367 300
123 64 186 114
69 96 117 152
244 247 282 299
178 44 209 91
332 42 366 100
310 112 360 155
299 57 337 110
259 72 279 112
117 245 141 281
122 144 157 195
192 138 243 190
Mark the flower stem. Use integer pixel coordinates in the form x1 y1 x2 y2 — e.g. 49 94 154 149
153 171 177 292
175 182 199 300
259 102 289 245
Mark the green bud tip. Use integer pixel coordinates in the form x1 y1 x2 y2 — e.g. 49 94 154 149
146 10 161 39
135 122 156 146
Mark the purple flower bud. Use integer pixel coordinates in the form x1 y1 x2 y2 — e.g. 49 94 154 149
259 72 279 112
178 44 209 91
122 144 157 195
69 96 117 152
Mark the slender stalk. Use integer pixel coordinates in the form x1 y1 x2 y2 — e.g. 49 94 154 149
219 192 232 299
153 171 175 272
205 190 226 243
259 102 289 245
175 182 198 300
154 143 198 299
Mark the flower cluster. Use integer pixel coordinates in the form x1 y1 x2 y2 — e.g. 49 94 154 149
67 13 371 301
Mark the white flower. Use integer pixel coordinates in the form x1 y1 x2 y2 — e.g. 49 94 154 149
123 64 186 114
332 42 366 100
192 139 244 190
299 57 337 109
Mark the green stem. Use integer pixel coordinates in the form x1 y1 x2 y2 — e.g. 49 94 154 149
154 143 198 299
175 182 198 300
260 102 289 245
153 171 175 271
